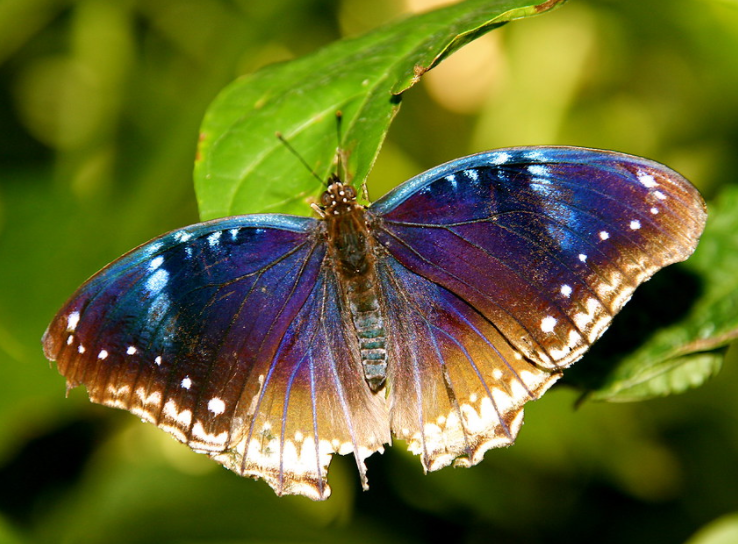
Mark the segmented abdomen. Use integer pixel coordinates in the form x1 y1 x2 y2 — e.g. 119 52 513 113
346 274 387 392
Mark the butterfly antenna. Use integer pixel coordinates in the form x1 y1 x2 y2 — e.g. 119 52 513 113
276 132 325 185
334 111 366 199
335 111 346 182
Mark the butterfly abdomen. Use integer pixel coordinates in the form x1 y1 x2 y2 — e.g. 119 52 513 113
347 274 387 391
323 182 388 392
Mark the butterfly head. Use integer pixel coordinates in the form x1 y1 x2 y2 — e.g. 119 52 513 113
320 177 359 217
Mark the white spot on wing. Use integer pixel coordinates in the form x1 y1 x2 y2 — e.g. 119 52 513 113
230 228 239 240
464 169 479 181
191 422 228 448
560 284 572 298
77 345 85 354
208 397 226 415
127 346 137 355
650 207 659 215
491 152 511 165
135 389 161 409
637 171 658 188
629 220 641 230
541 316 557 333
490 151 510 165
98 349 108 360
654 190 667 200
149 256 164 270
174 231 192 243
145 269 169 294
523 150 545 161
549 346 571 359
574 312 592 329
162 400 192 428
527 164 549 176
143 242 163 256
67 311 80 332
67 335 74 345
207 231 222 247
599 231 610 240
181 376 192 389
106 383 130 403
154 356 162 366
579 253 587 262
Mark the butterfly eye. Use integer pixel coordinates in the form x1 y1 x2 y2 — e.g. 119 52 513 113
320 191 333 207
342 185 357 201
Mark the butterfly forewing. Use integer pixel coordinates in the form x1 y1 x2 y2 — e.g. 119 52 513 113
370 146 706 470
43 215 389 499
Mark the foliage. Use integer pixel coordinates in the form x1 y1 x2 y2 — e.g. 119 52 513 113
195 0 564 217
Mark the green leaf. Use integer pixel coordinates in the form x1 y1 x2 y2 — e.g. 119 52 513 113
194 0 566 219
570 184 738 402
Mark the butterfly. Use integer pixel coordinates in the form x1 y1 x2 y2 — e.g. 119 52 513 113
43 146 706 500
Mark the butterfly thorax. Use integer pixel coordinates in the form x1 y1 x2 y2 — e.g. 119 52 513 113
321 181 388 392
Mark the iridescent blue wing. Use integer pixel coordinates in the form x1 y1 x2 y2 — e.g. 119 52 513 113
43 216 389 500
369 146 706 471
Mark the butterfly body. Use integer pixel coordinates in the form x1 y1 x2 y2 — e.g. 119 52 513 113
321 180 388 391
43 147 707 500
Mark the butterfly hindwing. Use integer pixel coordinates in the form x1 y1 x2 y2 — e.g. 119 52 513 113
212 263 390 499
376 255 557 471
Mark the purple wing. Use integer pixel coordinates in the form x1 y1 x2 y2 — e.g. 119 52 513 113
43 215 389 499
369 146 707 471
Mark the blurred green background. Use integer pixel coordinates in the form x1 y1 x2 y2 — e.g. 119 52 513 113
1 0 737 543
